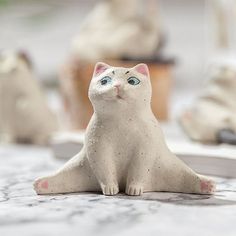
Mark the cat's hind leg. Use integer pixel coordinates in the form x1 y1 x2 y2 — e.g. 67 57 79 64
196 174 216 194
176 172 216 194
34 148 100 195
154 160 216 195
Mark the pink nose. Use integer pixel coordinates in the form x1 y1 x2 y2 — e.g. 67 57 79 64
114 85 121 92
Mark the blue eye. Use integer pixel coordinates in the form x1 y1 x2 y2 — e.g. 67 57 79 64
127 77 140 85
100 76 112 85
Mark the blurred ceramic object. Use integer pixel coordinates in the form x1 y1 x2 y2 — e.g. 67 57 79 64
180 62 236 144
34 63 215 196
59 57 173 130
0 50 58 145
72 0 161 61
207 0 236 52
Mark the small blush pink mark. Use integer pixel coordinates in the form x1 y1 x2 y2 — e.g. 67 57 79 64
200 180 209 191
135 64 148 76
41 180 48 189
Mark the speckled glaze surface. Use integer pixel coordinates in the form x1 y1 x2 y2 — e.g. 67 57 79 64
0 145 236 236
34 63 215 196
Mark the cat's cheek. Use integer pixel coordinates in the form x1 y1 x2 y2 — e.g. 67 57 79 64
99 87 115 96
90 90 108 101
88 91 99 101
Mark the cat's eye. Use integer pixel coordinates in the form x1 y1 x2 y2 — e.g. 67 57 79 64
127 77 140 85
100 76 112 85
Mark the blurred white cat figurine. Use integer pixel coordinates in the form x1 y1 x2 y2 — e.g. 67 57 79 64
0 51 58 144
73 0 161 61
180 63 236 144
34 63 215 195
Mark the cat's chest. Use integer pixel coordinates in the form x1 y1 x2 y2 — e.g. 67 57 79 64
97 119 136 137
86 119 137 152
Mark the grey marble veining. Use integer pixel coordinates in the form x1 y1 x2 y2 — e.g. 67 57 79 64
0 144 236 236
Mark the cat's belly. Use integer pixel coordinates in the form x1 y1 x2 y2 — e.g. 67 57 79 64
85 117 165 188
85 121 137 187
112 142 133 187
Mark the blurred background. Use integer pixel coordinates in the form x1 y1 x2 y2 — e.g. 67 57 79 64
1 0 236 150
0 0 205 87
0 0 236 149
0 0 206 113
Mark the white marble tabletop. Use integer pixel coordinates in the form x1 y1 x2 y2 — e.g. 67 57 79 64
0 144 236 236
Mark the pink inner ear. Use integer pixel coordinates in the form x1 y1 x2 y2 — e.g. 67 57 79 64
94 64 109 76
135 64 148 76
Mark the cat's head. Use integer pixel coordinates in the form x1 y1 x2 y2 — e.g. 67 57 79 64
89 62 152 111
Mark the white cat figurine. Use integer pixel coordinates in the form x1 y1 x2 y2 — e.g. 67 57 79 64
34 63 215 195
0 51 58 144
180 64 236 143
72 0 161 61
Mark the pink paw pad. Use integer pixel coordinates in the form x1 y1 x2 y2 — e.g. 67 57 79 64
200 180 215 194
41 180 48 189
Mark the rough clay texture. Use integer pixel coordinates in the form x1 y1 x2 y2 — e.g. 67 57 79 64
0 51 58 145
180 64 236 143
34 62 215 196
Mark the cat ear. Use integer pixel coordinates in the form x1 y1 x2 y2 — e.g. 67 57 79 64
132 63 149 77
93 62 111 76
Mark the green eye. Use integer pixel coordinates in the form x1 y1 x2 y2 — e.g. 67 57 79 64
100 76 112 85
127 77 140 85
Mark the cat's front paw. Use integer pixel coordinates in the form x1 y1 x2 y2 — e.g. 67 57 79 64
101 183 119 196
126 184 143 196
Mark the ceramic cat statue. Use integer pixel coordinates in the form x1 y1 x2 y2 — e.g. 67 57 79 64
34 63 215 196
0 50 58 144
72 0 161 61
180 62 236 144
